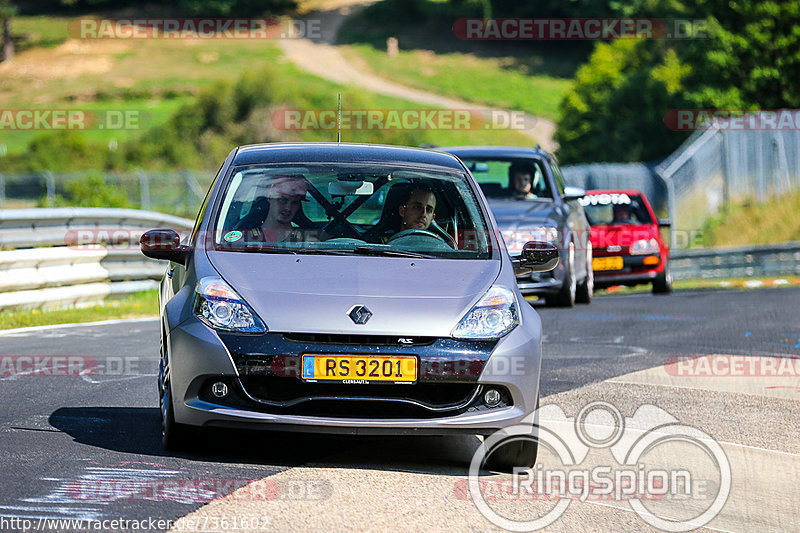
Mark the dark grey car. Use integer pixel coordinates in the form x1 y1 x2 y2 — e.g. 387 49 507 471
441 146 593 307
140 142 560 471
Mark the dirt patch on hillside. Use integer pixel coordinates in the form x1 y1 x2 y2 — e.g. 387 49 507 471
0 39 132 79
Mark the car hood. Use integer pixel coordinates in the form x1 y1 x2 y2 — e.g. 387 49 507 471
206 251 501 336
486 199 560 253
486 199 559 229
590 224 659 248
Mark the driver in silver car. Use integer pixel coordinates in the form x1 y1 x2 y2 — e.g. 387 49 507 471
398 185 437 231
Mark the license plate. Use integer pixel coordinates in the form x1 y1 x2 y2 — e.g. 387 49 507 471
301 355 418 384
593 256 624 271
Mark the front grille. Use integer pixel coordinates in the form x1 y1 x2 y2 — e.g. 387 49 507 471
239 376 477 407
199 378 512 419
283 333 435 346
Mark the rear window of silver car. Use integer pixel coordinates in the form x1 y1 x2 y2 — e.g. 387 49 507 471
212 163 495 259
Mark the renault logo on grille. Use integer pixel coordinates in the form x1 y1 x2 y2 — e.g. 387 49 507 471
348 305 372 325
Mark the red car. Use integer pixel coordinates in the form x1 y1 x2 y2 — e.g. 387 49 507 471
580 190 672 293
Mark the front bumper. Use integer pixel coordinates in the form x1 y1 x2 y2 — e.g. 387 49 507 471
593 253 662 287
164 311 542 436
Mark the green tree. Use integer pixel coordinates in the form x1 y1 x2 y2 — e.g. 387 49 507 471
48 174 131 208
555 0 800 163
0 0 16 62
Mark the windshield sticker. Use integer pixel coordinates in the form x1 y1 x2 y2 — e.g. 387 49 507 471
579 193 632 206
224 230 243 242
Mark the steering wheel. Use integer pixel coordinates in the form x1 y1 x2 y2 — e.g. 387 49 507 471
387 229 456 248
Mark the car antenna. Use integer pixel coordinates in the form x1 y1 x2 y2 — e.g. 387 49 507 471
337 93 342 143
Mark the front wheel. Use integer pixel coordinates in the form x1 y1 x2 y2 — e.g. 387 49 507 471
652 259 672 294
483 435 539 472
161 386 192 452
576 242 593 304
483 394 540 472
546 243 576 307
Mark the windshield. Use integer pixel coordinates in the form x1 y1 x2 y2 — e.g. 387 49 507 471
460 157 552 200
580 193 653 225
212 163 493 259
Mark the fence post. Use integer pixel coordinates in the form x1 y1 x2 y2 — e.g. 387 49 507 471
44 171 56 207
0 173 5 208
756 134 765 202
721 131 731 211
138 170 151 211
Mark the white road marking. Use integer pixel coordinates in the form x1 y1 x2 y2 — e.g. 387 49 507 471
0 317 157 337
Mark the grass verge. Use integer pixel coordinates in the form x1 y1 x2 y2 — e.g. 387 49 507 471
0 290 158 330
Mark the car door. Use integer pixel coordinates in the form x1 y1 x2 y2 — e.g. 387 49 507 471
547 158 590 280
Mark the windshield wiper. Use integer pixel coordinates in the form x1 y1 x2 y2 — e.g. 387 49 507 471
352 246 436 259
224 245 434 258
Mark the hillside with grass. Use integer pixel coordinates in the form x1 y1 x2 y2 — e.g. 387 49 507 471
0 12 533 173
701 192 800 248
337 0 583 122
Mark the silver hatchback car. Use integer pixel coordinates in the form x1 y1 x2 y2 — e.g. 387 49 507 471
141 143 558 470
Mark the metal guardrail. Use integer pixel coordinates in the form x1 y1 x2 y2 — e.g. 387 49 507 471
0 208 797 309
0 208 193 310
671 242 800 280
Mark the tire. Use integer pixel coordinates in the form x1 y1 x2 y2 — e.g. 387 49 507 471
483 395 540 473
161 385 192 452
483 435 539 473
576 242 593 304
652 259 672 294
546 242 576 307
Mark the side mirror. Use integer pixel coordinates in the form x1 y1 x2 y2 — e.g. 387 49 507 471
658 218 671 228
562 186 586 202
140 229 189 265
513 241 560 275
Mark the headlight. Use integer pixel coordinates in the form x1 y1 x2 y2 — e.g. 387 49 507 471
630 238 660 255
502 226 559 254
193 277 267 333
451 286 519 340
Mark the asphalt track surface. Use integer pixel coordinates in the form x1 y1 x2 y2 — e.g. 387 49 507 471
0 287 798 532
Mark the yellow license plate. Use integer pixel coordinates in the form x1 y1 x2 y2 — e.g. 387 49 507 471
301 355 418 383
593 256 624 271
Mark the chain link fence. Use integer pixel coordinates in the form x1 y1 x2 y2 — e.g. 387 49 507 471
656 113 800 249
0 170 212 218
